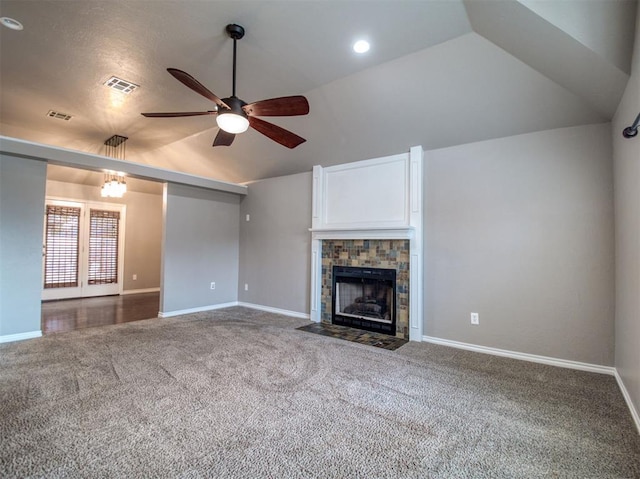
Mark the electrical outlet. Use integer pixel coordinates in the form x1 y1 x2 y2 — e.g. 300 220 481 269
132 274 137 281
210 282 216 290
245 214 250 222
471 312 479 325
244 283 249 291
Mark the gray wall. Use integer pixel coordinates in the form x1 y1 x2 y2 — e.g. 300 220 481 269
161 183 240 313
238 172 312 314
612 6 640 420
425 123 615 365
234 126 616 368
121 189 163 291
46 180 163 291
0 155 47 336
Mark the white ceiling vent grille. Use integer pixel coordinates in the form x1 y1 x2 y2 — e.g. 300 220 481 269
47 110 73 121
104 76 139 94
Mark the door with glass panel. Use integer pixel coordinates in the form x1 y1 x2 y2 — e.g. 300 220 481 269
42 200 125 300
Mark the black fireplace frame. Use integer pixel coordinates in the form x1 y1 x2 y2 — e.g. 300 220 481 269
331 265 396 335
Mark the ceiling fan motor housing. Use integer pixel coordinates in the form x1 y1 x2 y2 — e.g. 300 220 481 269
220 96 247 116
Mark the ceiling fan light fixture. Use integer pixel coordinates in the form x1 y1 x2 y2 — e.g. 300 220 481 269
216 111 249 134
216 96 249 134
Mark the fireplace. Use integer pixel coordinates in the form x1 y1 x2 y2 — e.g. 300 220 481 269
309 146 424 341
332 266 396 335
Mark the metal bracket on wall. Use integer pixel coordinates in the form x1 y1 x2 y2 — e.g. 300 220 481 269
622 112 640 139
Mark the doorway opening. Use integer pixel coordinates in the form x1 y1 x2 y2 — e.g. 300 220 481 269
42 199 126 300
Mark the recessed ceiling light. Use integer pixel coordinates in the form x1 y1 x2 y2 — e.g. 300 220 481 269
0 17 23 31
353 40 370 54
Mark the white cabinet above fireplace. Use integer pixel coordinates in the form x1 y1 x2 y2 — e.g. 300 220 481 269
312 148 422 232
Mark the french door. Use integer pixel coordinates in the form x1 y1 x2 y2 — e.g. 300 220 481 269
42 199 125 300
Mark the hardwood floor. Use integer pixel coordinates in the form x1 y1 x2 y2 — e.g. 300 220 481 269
42 292 160 334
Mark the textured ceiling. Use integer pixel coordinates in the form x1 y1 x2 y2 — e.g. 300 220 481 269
0 0 636 184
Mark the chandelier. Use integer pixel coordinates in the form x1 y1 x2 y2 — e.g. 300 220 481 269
101 135 128 198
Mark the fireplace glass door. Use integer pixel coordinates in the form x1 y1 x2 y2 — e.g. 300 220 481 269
332 266 396 335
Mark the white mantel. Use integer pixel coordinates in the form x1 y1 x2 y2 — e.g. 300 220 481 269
309 146 424 341
309 226 415 240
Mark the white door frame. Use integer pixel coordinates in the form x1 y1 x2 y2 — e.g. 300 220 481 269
42 197 126 300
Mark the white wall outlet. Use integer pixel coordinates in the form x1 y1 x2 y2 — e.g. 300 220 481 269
244 283 249 291
132 274 137 281
245 214 250 222
471 312 479 325
210 282 216 290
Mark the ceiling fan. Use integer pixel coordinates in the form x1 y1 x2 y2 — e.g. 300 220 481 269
141 24 309 149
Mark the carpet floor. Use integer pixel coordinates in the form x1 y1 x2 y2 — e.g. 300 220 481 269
1 307 638 478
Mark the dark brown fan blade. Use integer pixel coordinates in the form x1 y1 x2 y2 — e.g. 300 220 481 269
248 117 306 149
141 111 216 118
243 96 309 117
213 129 235 147
167 68 230 109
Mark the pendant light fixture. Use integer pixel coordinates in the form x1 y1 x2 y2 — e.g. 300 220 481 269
101 135 128 198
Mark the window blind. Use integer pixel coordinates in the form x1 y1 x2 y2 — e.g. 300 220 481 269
44 205 80 289
88 209 120 285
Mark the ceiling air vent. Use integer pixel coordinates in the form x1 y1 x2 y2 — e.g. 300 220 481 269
47 110 73 121
104 76 139 94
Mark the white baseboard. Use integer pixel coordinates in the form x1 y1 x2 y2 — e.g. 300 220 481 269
614 370 640 434
158 301 239 318
423 336 638 436
0 330 42 343
158 302 310 320
422 335 615 376
238 302 310 320
121 287 160 295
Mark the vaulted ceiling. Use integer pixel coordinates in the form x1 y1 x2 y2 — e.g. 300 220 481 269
0 0 636 184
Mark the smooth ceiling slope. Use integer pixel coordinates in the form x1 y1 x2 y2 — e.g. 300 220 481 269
0 0 634 183
465 0 636 117
519 0 636 73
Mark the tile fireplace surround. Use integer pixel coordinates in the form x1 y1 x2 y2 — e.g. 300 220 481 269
321 239 410 339
309 146 424 341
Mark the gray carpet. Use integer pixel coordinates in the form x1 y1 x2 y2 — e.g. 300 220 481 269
1 307 638 478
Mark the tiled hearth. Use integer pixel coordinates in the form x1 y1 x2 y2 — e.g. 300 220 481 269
297 322 408 350
321 239 410 339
